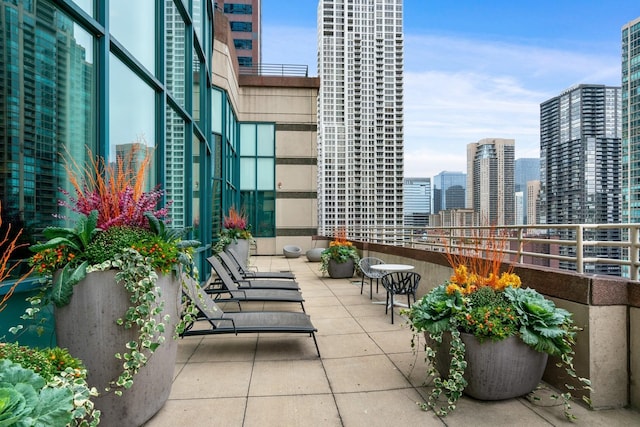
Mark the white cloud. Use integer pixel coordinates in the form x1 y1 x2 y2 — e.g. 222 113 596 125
402 34 621 177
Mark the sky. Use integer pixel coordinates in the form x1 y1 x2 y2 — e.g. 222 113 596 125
261 0 640 178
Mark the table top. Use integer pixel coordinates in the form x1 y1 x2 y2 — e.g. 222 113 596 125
370 263 415 272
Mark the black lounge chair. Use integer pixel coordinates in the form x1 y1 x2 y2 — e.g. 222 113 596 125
203 257 306 311
222 249 296 280
207 255 300 291
181 276 320 357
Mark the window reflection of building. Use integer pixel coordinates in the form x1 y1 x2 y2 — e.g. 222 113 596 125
0 0 214 274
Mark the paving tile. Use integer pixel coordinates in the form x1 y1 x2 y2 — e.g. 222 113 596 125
313 316 366 335
368 328 415 354
303 295 343 307
441 398 551 427
317 333 383 358
323 354 411 393
254 335 320 360
305 304 352 319
244 394 341 427
249 359 331 396
168 361 253 399
144 397 246 427
189 336 257 362
387 351 432 389
334 389 443 427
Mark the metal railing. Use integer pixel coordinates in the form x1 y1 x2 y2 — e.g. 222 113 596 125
238 63 309 77
328 223 640 281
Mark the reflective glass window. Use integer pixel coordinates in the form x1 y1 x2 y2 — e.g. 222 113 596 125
0 2 95 240
109 54 156 188
109 0 156 73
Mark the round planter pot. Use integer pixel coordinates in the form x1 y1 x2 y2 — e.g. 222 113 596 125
55 270 180 427
306 248 324 262
327 258 355 279
225 239 251 269
426 331 548 401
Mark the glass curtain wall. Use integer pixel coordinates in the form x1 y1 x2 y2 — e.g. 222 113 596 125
0 0 215 273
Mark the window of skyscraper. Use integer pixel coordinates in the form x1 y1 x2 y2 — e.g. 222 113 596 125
234 39 253 50
230 21 252 32
224 4 252 14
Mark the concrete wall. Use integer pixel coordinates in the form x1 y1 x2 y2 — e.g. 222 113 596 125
213 14 320 256
356 241 640 411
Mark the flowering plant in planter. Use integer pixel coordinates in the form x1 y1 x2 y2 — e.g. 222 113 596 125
319 229 360 275
213 207 253 252
402 228 591 419
25 147 200 395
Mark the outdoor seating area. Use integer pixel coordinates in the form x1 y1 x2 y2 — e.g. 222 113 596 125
145 255 640 426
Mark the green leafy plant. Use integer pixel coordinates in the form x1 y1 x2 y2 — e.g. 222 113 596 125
402 228 591 419
319 229 360 275
0 346 99 426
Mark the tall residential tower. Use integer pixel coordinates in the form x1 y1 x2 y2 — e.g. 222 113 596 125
466 138 515 226
539 84 622 274
622 17 640 223
216 0 261 67
317 0 404 239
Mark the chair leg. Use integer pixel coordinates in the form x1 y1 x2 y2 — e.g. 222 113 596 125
385 292 389 314
390 293 394 324
360 275 364 294
369 277 373 299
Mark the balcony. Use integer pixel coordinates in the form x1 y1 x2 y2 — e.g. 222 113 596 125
145 254 639 425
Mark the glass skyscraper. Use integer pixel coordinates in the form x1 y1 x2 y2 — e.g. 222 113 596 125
540 84 622 275
432 171 466 214
514 158 540 224
403 177 430 227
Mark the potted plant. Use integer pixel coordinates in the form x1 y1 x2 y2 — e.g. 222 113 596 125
0 203 99 425
319 229 360 279
0 343 99 426
403 229 591 419
213 206 253 268
26 148 199 426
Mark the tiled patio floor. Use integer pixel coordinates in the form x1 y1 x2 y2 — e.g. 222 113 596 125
145 256 640 427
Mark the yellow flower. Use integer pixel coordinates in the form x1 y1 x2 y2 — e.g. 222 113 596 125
446 283 462 295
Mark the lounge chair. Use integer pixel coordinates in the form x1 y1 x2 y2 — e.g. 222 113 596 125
203 257 306 311
181 276 320 357
224 249 296 280
207 255 300 291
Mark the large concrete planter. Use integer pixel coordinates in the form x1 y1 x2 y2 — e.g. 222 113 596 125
428 331 548 400
328 259 355 279
55 270 180 427
225 239 251 269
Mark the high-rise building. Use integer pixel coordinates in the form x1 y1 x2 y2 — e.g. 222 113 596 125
403 178 430 227
527 180 541 225
466 138 515 225
432 171 466 214
515 158 540 224
622 17 640 223
317 0 404 239
539 84 622 275
216 0 261 67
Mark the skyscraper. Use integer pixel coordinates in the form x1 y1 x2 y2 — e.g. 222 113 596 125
622 17 640 223
539 84 622 274
216 0 261 67
403 178 430 227
466 138 515 226
514 158 540 224
432 171 466 214
317 0 404 239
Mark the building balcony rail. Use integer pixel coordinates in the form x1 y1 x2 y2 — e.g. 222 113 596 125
239 63 309 77
324 222 640 280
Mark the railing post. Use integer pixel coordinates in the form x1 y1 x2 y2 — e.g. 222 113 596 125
575 225 584 274
632 226 639 281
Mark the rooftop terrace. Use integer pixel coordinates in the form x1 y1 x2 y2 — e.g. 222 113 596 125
144 256 639 426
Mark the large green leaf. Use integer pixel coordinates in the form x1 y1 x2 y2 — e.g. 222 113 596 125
51 261 88 307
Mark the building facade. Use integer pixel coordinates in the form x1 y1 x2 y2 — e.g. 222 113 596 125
514 158 540 224
215 0 261 67
466 138 515 226
317 0 404 240
403 177 430 227
539 84 622 274
432 171 466 214
622 17 640 223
